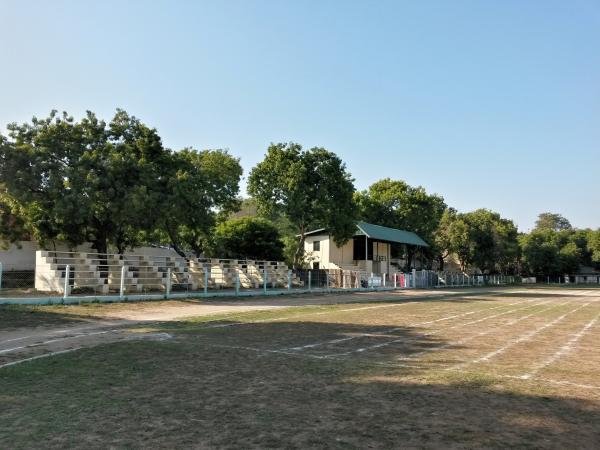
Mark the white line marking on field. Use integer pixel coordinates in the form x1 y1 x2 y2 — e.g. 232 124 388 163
398 302 569 361
0 321 123 346
207 343 328 359
499 374 600 391
319 299 540 357
0 347 83 369
446 300 552 330
449 301 596 370
191 288 525 331
201 300 445 330
0 330 116 355
519 312 600 380
283 299 538 353
395 300 561 362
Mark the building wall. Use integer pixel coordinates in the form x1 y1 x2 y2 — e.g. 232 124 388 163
329 238 354 267
304 235 393 273
304 234 331 268
574 275 600 284
0 241 40 270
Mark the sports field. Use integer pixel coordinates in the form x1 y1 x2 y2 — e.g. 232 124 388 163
1 287 599 449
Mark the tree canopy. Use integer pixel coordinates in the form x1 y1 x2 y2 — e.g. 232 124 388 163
435 209 519 273
248 142 356 267
2 110 599 275
534 212 572 232
0 110 242 256
519 227 599 277
355 178 446 269
207 217 284 261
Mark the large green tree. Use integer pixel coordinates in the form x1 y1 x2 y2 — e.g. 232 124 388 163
0 110 167 253
355 178 446 269
435 209 519 273
157 148 242 257
587 229 600 270
519 226 593 277
0 110 242 256
534 212 572 232
248 143 357 268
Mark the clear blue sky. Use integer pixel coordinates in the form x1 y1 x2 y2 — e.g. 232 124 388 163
1 1 599 231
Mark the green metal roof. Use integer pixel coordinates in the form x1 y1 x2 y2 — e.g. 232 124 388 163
355 221 429 247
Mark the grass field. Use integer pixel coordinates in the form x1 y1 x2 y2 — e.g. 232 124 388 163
1 288 599 449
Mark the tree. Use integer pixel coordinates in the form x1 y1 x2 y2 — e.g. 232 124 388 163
435 209 519 273
158 148 242 257
0 110 168 254
518 228 589 277
0 110 243 257
587 229 600 270
534 212 572 232
355 178 446 270
519 231 561 276
248 143 357 268
207 217 284 261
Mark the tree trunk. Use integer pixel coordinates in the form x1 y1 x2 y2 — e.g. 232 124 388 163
293 234 305 270
293 225 306 270
171 241 187 259
91 237 109 278
165 220 188 259
92 238 108 256
437 254 445 271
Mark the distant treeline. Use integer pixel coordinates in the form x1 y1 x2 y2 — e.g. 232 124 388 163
1 110 598 274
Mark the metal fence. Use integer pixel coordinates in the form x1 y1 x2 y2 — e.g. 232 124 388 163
0 260 521 305
539 274 600 285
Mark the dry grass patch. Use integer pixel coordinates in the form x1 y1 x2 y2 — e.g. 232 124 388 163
1 288 599 449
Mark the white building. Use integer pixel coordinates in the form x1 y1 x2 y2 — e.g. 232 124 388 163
303 221 429 274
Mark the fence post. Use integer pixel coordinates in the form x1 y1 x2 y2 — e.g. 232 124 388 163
382 272 386 288
204 269 209 295
412 269 417 288
166 267 172 297
263 269 268 294
287 270 292 291
0 262 3 290
63 264 70 299
308 270 312 291
393 272 397 289
235 272 240 296
121 265 128 299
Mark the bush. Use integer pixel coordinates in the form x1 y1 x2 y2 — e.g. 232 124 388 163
208 217 284 261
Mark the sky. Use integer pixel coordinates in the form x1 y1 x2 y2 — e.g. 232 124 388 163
1 1 599 231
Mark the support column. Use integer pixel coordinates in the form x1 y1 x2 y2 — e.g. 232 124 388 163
204 270 209 295
263 268 268 294
63 264 70 299
121 265 128 299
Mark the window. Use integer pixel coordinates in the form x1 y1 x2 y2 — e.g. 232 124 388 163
313 240 320 251
313 262 320 270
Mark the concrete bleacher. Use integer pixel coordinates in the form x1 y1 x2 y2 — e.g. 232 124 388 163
34 250 298 294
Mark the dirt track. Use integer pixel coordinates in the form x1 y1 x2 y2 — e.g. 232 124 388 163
0 287 520 368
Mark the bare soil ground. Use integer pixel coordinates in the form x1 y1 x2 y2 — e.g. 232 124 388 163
1 287 599 449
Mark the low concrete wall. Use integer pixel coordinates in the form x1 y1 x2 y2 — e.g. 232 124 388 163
0 241 181 271
0 241 39 270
